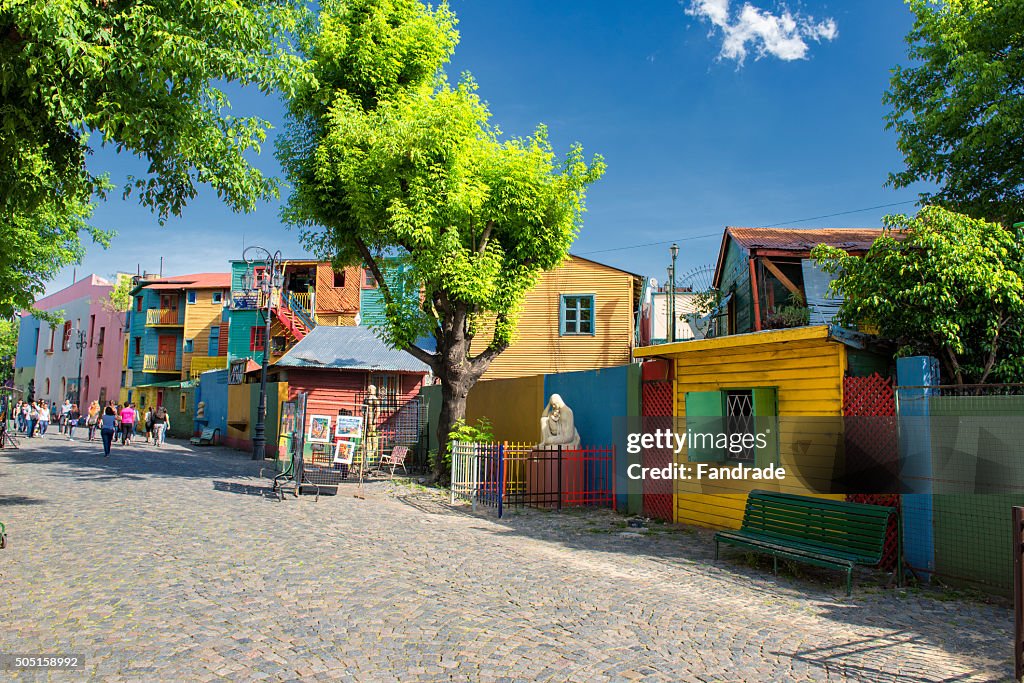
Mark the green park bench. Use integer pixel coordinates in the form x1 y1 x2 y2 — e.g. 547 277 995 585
714 490 900 595
190 427 220 447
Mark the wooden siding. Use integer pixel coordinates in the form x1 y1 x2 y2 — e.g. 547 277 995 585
183 288 228 379
314 264 360 315
286 369 425 434
718 240 752 334
470 257 636 380
646 327 848 529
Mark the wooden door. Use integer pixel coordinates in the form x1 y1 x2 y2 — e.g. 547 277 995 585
156 390 164 408
158 335 177 371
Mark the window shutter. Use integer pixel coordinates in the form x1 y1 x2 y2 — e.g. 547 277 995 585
684 391 726 463
751 387 779 469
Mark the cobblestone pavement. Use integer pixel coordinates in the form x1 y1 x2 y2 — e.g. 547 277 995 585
0 433 1013 682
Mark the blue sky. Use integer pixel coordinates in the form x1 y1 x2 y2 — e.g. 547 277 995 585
48 0 924 294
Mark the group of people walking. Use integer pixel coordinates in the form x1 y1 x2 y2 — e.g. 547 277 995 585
12 399 173 457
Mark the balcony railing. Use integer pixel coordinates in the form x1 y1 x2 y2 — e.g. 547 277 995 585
146 309 183 326
143 354 181 373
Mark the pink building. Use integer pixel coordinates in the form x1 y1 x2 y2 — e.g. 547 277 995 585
23 274 128 407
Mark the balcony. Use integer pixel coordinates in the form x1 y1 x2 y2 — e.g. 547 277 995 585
146 309 183 326
143 354 182 374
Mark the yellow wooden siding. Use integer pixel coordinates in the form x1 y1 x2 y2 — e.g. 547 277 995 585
465 375 546 443
183 288 227 379
470 257 635 380
666 331 847 529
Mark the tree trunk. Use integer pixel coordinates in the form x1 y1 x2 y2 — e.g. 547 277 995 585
436 374 472 484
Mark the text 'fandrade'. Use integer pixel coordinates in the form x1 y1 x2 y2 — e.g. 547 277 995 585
626 463 787 481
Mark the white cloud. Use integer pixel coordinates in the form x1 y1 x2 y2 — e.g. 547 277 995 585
685 0 838 65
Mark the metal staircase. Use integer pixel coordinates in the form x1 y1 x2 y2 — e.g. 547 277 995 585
275 292 317 342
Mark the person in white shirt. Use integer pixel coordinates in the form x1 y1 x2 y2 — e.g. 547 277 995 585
38 403 51 435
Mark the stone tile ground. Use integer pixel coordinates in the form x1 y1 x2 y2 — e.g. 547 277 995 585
0 433 1013 681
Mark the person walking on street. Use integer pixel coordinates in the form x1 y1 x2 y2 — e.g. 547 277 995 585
38 402 50 436
144 408 154 444
152 406 169 447
86 401 100 441
100 406 118 457
27 403 39 438
66 404 81 440
120 403 136 446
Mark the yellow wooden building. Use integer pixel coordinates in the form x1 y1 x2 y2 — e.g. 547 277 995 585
470 255 643 380
633 325 884 530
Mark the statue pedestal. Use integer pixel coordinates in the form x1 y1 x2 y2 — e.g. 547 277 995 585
527 447 585 508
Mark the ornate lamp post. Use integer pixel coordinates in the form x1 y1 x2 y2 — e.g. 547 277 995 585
73 327 87 405
242 246 283 460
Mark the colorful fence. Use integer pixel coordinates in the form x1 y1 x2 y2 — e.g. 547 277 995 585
450 441 615 518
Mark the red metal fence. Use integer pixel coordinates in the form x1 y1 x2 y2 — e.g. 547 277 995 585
641 381 675 522
843 373 900 569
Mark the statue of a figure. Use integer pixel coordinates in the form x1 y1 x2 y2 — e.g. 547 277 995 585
196 401 206 420
538 394 581 449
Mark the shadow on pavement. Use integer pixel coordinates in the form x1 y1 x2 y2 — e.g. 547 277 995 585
0 493 47 506
212 480 281 501
0 434 265 483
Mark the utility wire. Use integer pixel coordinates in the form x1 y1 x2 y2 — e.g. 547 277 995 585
577 199 919 255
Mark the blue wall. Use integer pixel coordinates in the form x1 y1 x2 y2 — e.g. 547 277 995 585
195 368 229 436
542 364 641 512
15 315 40 368
359 260 416 329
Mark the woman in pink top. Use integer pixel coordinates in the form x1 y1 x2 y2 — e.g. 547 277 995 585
120 404 136 446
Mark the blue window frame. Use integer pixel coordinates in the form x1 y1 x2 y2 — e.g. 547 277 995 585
208 326 220 357
186 291 197 305
560 294 595 336
184 339 194 353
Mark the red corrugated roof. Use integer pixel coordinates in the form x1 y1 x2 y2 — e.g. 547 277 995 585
143 272 231 290
712 227 901 288
725 227 887 252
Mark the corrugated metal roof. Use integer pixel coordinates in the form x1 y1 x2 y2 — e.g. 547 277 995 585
726 227 887 252
137 272 231 292
274 326 431 373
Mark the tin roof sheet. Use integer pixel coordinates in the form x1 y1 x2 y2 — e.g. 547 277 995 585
274 326 431 373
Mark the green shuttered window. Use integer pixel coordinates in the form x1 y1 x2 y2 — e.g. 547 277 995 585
683 387 778 466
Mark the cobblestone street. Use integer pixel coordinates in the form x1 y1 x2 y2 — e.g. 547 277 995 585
0 434 1013 681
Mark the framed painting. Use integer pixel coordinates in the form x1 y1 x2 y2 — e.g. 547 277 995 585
335 415 364 440
333 439 359 465
307 415 332 443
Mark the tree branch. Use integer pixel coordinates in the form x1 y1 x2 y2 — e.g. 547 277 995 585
353 236 395 310
477 220 495 254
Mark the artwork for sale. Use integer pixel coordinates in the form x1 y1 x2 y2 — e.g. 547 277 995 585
335 415 364 439
333 439 359 465
308 415 332 443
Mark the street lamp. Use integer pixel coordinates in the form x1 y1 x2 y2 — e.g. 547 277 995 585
242 246 283 460
73 327 87 405
668 243 679 343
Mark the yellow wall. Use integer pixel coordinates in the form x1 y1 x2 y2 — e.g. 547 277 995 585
637 326 847 530
470 257 636 380
465 375 546 443
183 287 227 380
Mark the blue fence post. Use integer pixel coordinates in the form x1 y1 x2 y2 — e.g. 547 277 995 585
498 442 504 519
897 355 940 583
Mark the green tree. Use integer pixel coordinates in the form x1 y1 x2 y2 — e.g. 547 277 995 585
812 206 1024 384
0 318 17 385
884 0 1024 225
279 0 605 471
0 0 305 319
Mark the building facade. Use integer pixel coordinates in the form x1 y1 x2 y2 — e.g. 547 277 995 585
123 272 231 412
21 274 126 407
469 256 643 380
226 259 361 368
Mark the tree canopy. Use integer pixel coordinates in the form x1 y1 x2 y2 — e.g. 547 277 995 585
0 0 304 318
812 206 1024 385
279 0 605 466
884 0 1024 225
